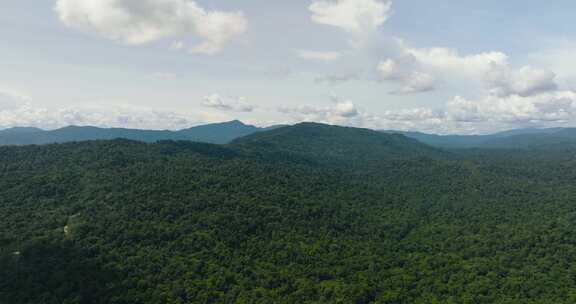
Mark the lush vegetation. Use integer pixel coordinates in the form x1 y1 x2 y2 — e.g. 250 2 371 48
2 123 576 303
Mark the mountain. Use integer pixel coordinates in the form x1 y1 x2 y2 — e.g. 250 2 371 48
233 122 444 166
4 123 576 303
389 131 491 148
5 122 575 150
481 128 576 149
389 127 576 149
179 120 273 143
0 120 277 146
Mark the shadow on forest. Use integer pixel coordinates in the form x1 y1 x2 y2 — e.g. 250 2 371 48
0 240 118 304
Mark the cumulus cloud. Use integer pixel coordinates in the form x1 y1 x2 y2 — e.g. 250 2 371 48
297 50 342 62
375 42 510 92
306 0 514 96
381 107 443 122
446 91 576 124
276 97 459 132
485 65 558 97
390 72 435 95
278 96 360 125
270 88 576 134
377 57 435 94
366 90 576 134
332 98 359 117
54 0 248 55
310 0 392 34
377 58 406 81
405 47 509 79
203 94 256 112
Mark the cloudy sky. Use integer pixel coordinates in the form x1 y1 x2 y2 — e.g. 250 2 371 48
2 0 576 134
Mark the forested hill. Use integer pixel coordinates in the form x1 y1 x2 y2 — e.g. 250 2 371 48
3 123 576 303
232 122 445 166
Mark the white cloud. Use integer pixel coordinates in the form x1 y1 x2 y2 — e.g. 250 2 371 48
377 57 435 94
405 47 509 79
310 0 392 34
446 91 576 124
333 98 359 117
0 103 221 130
375 90 576 133
297 50 342 62
377 58 405 80
203 94 256 112
390 72 435 95
55 0 248 55
375 44 508 92
306 0 509 95
485 65 558 97
381 107 443 122
278 96 360 125
274 88 576 134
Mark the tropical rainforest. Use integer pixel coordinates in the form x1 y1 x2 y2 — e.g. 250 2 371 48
2 122 576 303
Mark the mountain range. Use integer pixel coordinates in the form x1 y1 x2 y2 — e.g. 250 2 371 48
386 127 576 149
2 120 576 149
0 120 281 146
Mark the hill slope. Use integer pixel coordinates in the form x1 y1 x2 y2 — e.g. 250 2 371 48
234 122 444 166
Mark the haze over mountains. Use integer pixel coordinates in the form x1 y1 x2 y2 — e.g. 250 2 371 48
2 120 576 149
390 128 576 149
0 120 281 146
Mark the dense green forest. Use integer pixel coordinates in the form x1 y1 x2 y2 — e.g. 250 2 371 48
2 123 576 303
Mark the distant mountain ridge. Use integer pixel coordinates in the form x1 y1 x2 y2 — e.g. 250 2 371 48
387 127 576 149
0 120 281 146
3 120 576 149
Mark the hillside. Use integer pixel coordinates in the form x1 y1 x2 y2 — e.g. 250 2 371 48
3 124 576 303
0 120 276 146
233 122 444 166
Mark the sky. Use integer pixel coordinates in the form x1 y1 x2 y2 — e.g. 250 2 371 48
2 0 576 134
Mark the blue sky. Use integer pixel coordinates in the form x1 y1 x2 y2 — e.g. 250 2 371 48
2 0 576 134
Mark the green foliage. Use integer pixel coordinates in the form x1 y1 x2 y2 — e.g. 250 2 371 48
2 124 576 303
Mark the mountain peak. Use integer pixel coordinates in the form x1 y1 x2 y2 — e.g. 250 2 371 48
228 119 245 125
209 120 248 127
